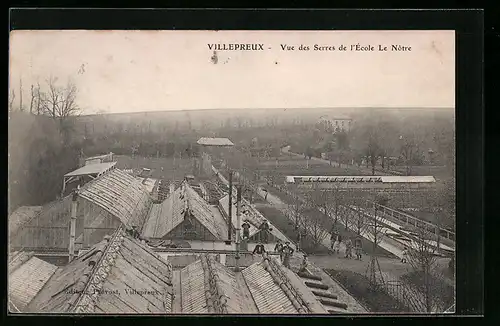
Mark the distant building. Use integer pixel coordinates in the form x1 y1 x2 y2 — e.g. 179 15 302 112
81 152 114 167
196 137 234 176
318 115 352 133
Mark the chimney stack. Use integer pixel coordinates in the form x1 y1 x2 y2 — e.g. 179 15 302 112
69 190 78 263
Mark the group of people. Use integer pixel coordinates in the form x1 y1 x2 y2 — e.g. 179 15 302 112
330 227 363 260
242 219 272 243
251 239 295 268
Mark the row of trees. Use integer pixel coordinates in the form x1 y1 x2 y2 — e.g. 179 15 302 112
283 110 455 176
349 110 455 175
279 183 453 312
9 75 83 211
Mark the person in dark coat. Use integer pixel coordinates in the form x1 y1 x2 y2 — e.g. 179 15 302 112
252 242 266 256
241 220 251 240
259 221 270 243
282 242 295 268
274 239 284 262
354 236 363 260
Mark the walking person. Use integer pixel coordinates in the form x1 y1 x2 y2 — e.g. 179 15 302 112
299 254 308 273
345 237 353 259
274 239 284 262
401 247 408 263
333 234 342 254
354 236 363 260
282 242 295 268
330 232 337 251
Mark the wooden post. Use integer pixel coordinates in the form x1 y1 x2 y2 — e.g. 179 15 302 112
227 171 233 243
61 177 67 198
68 190 78 263
235 185 242 272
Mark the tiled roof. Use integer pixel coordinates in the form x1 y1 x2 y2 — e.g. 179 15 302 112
8 206 43 235
27 228 174 314
180 260 209 313
142 182 227 240
142 186 186 238
242 260 298 314
78 169 152 229
64 162 117 177
8 254 58 311
197 137 234 147
178 254 329 314
186 186 227 239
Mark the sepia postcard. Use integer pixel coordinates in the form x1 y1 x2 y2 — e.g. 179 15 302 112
8 29 456 315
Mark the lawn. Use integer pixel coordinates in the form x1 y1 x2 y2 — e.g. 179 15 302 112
325 269 411 313
263 185 396 258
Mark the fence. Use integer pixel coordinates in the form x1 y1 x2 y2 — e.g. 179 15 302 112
270 182 455 246
380 278 427 312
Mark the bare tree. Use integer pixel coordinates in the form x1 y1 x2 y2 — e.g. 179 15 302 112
364 127 380 176
9 89 16 112
19 78 24 112
302 211 329 249
287 187 309 251
30 84 35 114
350 195 370 236
41 76 81 123
365 193 389 289
406 226 449 312
400 134 419 176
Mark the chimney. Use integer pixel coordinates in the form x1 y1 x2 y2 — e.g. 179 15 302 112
227 171 233 243
234 184 242 272
69 190 78 263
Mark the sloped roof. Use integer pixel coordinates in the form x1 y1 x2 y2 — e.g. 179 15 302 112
9 206 42 235
197 137 234 147
142 182 227 240
8 253 58 311
142 186 186 238
64 162 117 177
185 186 227 239
179 254 328 314
27 228 174 314
78 169 152 229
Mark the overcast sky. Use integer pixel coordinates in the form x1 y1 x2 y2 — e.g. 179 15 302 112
9 30 454 114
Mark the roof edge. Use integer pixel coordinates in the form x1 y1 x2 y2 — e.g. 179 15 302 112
72 227 125 313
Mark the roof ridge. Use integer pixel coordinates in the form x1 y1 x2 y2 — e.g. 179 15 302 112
72 226 126 313
262 255 310 313
201 255 229 314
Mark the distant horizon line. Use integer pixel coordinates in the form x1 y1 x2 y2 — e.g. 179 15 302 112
80 106 455 116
